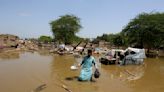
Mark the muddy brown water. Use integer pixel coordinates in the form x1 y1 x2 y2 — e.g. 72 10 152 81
0 52 164 92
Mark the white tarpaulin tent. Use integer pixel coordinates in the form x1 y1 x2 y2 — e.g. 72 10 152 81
120 47 146 65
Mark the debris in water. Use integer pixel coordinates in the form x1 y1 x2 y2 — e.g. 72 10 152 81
31 84 47 92
61 84 73 92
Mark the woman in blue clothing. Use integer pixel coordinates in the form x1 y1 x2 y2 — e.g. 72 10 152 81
78 49 97 81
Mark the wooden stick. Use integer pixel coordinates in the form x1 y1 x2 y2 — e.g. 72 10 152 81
124 69 136 77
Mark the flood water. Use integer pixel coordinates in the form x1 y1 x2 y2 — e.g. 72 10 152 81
0 51 164 92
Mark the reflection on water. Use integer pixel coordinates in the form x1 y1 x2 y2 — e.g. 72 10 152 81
0 52 164 92
102 64 145 81
38 50 52 56
0 51 20 60
132 58 164 92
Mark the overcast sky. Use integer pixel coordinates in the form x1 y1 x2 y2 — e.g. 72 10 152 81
0 0 164 38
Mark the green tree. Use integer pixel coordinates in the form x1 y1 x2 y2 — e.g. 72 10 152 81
122 12 164 49
38 35 53 43
113 34 125 48
100 34 109 41
93 33 121 46
73 35 85 44
50 14 82 44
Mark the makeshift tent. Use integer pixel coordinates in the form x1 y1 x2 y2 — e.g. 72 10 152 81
120 47 146 65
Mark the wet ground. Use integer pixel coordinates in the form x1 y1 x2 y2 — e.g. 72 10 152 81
0 51 164 92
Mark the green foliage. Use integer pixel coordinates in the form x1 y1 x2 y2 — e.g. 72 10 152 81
122 12 164 49
38 35 53 43
73 36 84 43
96 34 115 42
93 33 125 47
50 14 82 44
113 34 125 47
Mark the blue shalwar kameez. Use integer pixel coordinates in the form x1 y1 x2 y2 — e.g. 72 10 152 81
78 56 96 81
